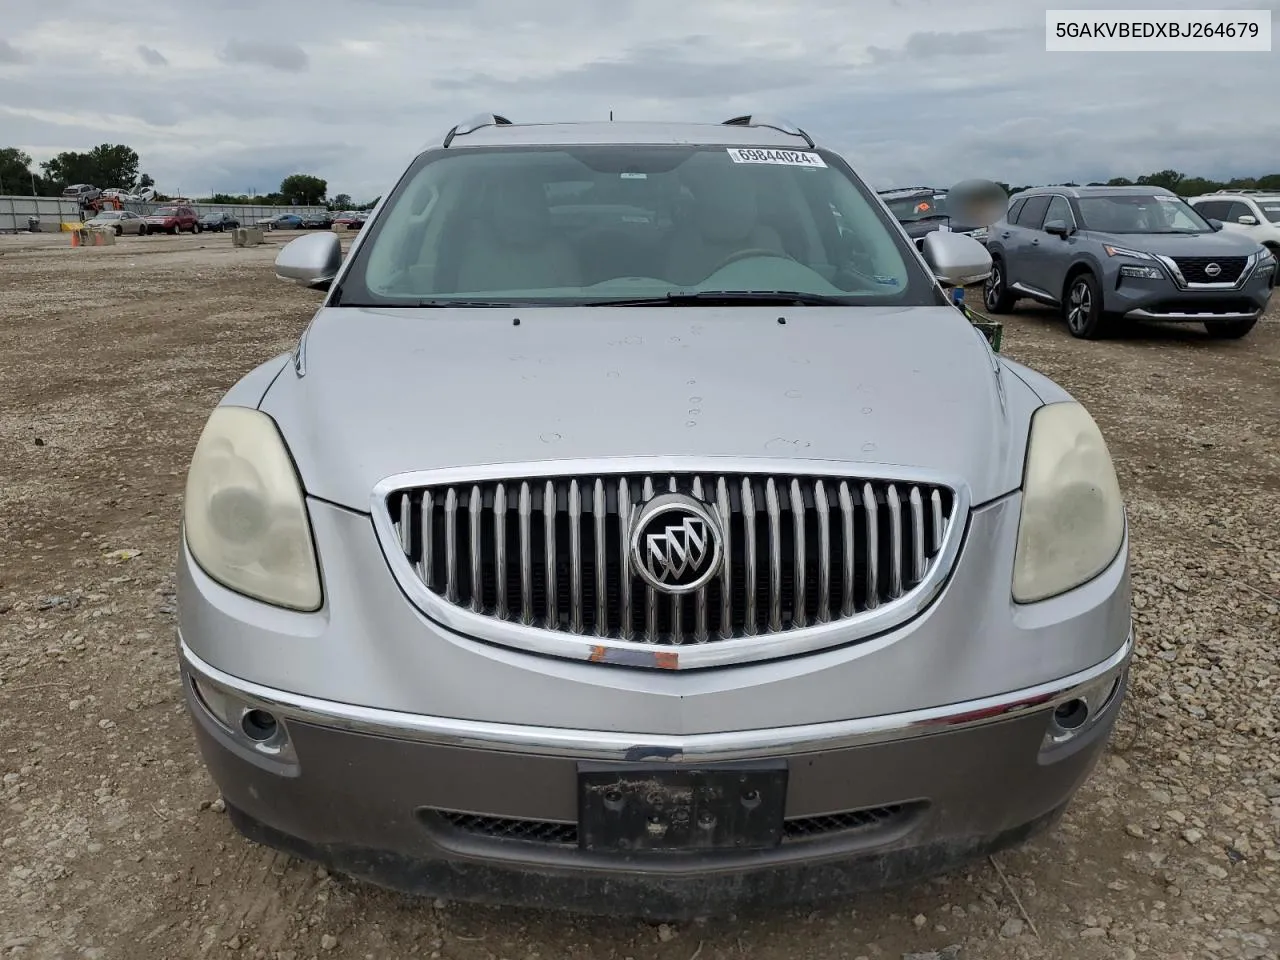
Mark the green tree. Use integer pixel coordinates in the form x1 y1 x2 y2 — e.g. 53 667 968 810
329 192 352 210
1135 169 1185 192
138 172 155 190
40 143 141 191
280 173 327 205
1106 177 1134 186
0 147 38 194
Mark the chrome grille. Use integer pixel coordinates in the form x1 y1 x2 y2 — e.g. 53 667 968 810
387 470 957 647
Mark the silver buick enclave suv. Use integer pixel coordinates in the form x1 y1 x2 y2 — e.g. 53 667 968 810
177 114 1133 919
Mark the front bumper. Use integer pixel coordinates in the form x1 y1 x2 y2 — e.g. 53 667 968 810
182 636 1130 919
1106 259 1274 322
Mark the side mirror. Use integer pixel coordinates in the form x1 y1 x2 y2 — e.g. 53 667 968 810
275 231 342 289
1043 219 1071 238
1238 214 1259 226
922 230 992 287
1208 218 1224 232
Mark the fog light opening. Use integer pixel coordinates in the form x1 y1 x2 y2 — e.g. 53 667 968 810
1053 698 1090 731
241 709 279 742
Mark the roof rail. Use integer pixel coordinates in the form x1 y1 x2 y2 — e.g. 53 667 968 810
1214 188 1267 194
877 186 943 195
722 115 815 149
443 113 512 148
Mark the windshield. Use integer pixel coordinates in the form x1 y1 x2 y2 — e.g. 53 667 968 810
337 143 933 307
1259 201 1280 223
153 206 178 216
884 193 948 222
94 212 122 219
1076 194 1211 233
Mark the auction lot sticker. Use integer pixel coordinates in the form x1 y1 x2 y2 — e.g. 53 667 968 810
727 148 827 167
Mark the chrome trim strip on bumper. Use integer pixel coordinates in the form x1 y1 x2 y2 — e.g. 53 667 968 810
179 631 1132 762
1124 307 1260 322
367 458 973 671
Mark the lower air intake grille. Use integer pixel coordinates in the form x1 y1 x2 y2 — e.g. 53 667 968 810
425 803 920 848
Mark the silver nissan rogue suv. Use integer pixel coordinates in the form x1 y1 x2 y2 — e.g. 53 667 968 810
177 114 1133 919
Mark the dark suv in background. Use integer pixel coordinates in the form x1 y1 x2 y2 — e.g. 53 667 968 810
879 187 990 250
983 185 1275 339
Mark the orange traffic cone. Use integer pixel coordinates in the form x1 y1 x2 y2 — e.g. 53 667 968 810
70 229 81 247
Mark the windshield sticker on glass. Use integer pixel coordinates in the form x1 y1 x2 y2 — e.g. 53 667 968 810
873 275 901 286
726 148 827 168
620 172 647 179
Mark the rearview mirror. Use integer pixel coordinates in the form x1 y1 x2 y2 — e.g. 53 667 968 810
275 231 342 289
1238 214 1259 226
922 230 992 287
1044 219 1071 238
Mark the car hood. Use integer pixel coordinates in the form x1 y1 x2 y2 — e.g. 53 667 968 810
1087 229 1261 257
259 305 1038 511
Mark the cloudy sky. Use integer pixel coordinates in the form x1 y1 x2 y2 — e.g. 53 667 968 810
1 0 1276 200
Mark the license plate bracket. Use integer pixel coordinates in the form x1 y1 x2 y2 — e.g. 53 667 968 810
577 760 788 853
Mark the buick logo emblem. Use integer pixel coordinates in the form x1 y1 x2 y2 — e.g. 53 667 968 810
1204 262 1222 277
629 494 724 594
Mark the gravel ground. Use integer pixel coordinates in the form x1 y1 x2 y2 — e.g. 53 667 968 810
0 231 1277 960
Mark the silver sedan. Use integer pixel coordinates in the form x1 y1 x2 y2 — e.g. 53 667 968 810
84 210 147 235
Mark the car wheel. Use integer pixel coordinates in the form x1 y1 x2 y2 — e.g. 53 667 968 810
1204 318 1258 339
169 225 177 235
1064 272 1106 339
983 257 1016 313
114 226 123 236
194 223 202 234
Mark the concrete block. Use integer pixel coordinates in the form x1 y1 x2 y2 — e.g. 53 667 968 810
232 227 264 247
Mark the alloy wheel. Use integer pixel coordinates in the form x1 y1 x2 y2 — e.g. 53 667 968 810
1067 280 1091 333
984 265 1002 310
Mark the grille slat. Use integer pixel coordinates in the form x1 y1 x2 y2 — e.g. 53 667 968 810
618 478 633 641
518 483 532 625
765 478 783 632
469 485 483 612
716 477 733 640
391 471 956 648
862 482 879 609
569 479 583 634
543 480 557 630
444 487 459 603
593 479 607 637
742 478 759 636
495 484 508 618
814 480 831 624
790 478 807 629
887 484 903 600
417 490 433 586
838 481 855 619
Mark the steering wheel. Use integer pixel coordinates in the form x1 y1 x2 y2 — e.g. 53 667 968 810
708 248 798 274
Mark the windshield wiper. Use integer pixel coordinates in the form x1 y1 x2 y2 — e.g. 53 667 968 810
590 291 854 307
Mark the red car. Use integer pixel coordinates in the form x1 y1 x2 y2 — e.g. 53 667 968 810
143 205 200 235
333 210 361 227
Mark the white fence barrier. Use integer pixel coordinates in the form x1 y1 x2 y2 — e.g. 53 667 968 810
0 195 330 233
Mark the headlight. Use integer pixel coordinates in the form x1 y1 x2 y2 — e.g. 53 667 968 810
1102 244 1154 260
183 406 322 611
1012 402 1125 603
1119 264 1163 280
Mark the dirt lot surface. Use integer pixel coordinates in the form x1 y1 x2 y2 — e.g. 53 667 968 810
1 231 1278 960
